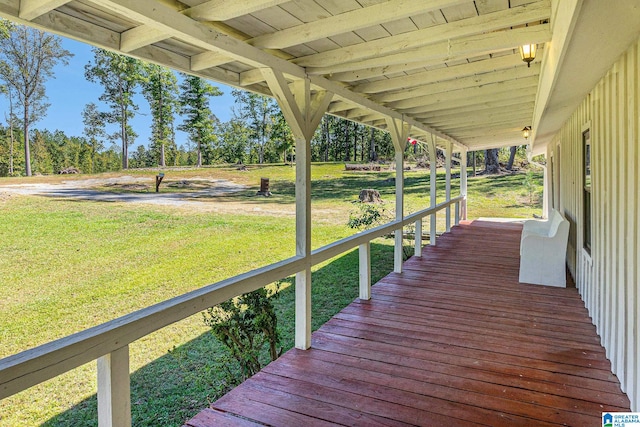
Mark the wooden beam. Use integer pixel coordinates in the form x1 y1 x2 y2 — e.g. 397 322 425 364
353 54 526 94
97 346 131 427
190 51 234 71
120 26 167 52
249 0 467 49
415 96 536 121
428 105 535 127
389 75 540 111
19 0 70 20
261 71 332 350
184 0 290 22
295 1 550 68
373 63 540 104
307 24 551 75
409 86 539 116
428 137 438 246
385 117 411 274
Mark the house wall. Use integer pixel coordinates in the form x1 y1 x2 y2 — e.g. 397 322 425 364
548 37 639 411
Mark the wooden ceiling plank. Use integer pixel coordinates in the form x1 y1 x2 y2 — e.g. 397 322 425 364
428 105 535 126
307 24 551 75
248 0 467 49
401 85 538 115
418 99 536 121
354 54 526 94
19 0 71 21
389 75 539 110
374 62 540 103
184 0 291 22
295 0 550 68
435 112 533 130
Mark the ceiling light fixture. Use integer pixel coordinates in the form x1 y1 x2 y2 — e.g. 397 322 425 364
519 44 537 67
522 126 532 140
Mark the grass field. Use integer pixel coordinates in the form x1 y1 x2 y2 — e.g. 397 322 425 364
0 163 543 426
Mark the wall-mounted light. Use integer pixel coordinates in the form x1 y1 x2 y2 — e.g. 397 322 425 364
519 44 537 67
522 126 532 140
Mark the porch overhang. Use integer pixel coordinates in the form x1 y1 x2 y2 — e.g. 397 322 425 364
1 1 638 153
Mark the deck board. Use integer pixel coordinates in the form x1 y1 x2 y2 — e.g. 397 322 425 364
184 220 630 426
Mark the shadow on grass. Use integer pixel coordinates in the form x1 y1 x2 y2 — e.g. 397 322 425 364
43 241 395 427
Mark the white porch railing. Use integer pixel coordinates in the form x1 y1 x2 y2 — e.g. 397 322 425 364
0 195 464 426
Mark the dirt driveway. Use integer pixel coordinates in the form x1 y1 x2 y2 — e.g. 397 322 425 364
0 175 301 216
0 176 243 206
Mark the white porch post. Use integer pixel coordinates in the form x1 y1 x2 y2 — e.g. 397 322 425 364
385 118 411 273
461 148 468 221
542 159 549 218
97 346 131 427
428 137 437 246
359 243 371 300
262 69 333 350
445 141 452 232
414 218 423 257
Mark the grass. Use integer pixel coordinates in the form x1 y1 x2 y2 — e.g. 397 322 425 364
0 163 543 426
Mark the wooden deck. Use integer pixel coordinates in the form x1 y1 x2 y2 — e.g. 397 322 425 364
184 220 630 427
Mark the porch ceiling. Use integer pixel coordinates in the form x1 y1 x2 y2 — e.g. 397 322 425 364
1 0 638 152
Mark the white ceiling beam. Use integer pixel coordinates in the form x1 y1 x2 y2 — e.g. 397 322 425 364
307 24 551 75
239 69 266 87
403 86 539 115
295 1 550 68
442 115 533 133
327 101 356 114
190 51 234 71
249 0 467 49
374 63 540 104
421 101 536 123
428 106 535 127
353 54 527 95
86 0 305 74
120 26 168 53
184 0 290 22
389 75 540 110
18 0 71 20
461 130 526 140
119 0 290 53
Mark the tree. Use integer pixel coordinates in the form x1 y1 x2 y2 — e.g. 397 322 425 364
0 23 72 176
85 48 144 169
270 110 294 163
178 74 222 167
82 103 106 174
232 89 278 164
484 148 500 174
506 145 518 170
218 119 249 164
1 84 17 175
142 64 179 167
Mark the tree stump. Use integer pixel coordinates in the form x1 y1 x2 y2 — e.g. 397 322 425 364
359 189 382 203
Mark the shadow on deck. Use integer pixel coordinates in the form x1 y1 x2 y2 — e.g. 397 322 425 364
184 220 630 426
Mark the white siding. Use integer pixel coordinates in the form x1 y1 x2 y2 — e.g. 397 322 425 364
548 37 640 411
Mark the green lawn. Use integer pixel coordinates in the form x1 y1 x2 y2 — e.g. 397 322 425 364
0 163 543 426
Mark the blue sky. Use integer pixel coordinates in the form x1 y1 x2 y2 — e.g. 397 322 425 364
0 36 237 150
